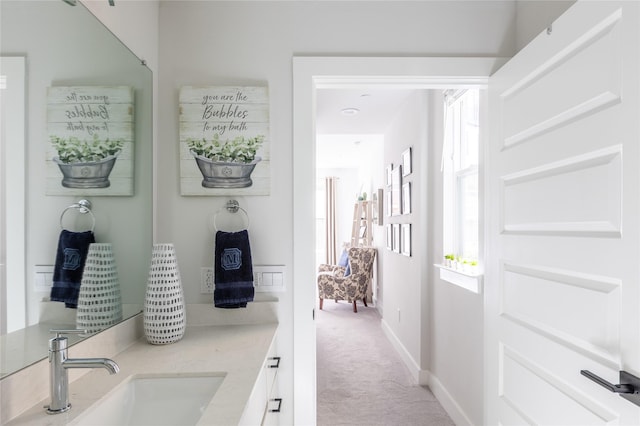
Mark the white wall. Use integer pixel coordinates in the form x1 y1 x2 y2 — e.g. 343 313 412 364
380 91 426 364
157 2 516 424
427 90 485 425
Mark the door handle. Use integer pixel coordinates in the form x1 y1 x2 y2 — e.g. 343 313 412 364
268 398 282 413
267 356 281 369
581 370 640 406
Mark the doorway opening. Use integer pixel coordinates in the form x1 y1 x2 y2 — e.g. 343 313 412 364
292 56 501 425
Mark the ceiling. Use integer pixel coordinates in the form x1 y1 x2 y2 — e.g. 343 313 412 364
315 88 417 135
314 88 417 169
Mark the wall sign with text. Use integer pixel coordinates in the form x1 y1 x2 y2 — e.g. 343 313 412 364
179 85 270 196
47 86 134 196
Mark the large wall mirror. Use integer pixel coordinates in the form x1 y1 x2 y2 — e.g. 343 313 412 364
0 1 152 378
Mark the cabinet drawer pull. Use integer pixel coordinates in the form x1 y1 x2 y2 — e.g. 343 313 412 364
268 398 282 413
267 356 281 369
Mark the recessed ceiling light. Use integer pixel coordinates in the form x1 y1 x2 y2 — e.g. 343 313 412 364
341 108 360 116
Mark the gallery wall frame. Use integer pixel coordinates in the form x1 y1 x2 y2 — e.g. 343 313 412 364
386 164 393 187
402 182 411 215
391 165 402 216
401 223 411 256
392 223 400 253
402 147 412 177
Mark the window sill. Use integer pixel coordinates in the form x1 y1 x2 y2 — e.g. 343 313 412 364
434 264 483 294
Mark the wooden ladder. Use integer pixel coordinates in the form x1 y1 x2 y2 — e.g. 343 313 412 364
351 201 373 247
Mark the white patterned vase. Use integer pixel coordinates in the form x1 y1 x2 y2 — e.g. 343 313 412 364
144 243 186 345
76 243 123 335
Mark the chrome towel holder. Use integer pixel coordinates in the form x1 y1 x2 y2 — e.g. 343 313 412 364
60 199 95 231
212 199 250 232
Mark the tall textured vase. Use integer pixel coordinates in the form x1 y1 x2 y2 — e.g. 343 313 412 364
144 243 186 344
76 243 123 335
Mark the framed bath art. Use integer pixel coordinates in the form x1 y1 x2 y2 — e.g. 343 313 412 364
179 85 270 196
46 86 134 196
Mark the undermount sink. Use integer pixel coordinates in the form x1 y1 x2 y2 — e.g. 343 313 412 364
70 373 226 426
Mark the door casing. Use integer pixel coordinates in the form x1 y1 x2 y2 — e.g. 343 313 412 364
292 56 506 425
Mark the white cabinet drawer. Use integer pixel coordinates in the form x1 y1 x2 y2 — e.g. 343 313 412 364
239 331 281 426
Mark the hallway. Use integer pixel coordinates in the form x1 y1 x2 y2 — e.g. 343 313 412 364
316 302 454 426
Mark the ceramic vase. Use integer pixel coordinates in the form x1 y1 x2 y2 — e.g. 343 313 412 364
76 243 123 335
144 243 186 344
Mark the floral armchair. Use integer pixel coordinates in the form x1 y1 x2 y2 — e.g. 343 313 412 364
317 247 377 313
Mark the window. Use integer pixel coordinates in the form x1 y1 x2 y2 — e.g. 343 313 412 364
442 89 479 271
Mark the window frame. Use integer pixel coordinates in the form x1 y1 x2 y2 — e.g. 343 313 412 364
442 89 480 269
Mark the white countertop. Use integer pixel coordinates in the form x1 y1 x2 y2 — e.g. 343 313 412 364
7 323 278 426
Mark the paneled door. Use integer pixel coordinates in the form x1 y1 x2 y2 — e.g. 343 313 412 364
486 1 640 424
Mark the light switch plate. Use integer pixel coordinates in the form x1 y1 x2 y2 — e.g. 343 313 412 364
34 265 54 292
253 265 286 292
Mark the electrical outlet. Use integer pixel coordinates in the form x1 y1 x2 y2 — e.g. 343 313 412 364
201 267 214 293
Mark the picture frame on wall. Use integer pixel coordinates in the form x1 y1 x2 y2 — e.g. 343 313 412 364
392 223 400 253
402 147 412 177
391 165 402 216
386 164 393 187
402 182 411 215
386 224 392 250
178 85 270 196
401 223 411 256
386 190 392 217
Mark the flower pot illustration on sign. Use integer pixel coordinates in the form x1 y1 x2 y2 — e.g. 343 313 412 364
51 135 123 189
187 134 264 189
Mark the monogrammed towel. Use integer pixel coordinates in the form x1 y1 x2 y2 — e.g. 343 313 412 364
214 230 254 308
50 230 95 308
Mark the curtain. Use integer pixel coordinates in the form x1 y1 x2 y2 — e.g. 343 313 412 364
325 177 338 264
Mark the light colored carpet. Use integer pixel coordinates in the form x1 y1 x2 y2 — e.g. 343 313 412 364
316 301 455 426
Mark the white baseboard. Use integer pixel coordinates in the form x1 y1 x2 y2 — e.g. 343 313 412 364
380 318 422 384
428 373 474 426
380 318 474 426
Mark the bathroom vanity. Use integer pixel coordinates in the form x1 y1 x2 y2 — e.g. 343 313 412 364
2 305 280 426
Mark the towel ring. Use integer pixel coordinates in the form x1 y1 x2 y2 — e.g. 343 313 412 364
213 200 250 232
60 199 95 232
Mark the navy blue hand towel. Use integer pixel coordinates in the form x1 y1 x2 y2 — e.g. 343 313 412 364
214 229 254 309
50 230 95 308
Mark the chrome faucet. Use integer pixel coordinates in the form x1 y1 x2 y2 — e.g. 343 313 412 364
46 330 120 414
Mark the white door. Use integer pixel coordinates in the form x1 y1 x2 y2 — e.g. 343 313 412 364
486 1 640 424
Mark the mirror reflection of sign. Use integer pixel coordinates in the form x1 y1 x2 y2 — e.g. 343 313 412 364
46 86 134 196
